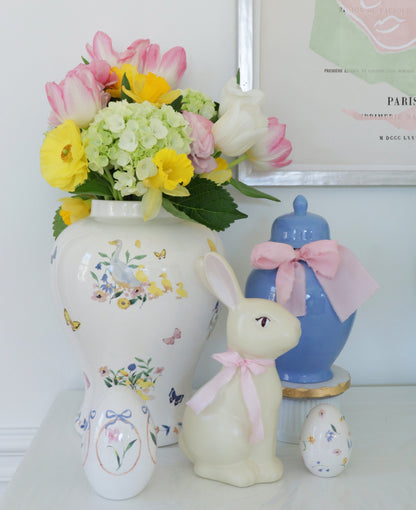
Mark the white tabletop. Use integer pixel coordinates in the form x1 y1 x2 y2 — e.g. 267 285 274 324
2 386 416 510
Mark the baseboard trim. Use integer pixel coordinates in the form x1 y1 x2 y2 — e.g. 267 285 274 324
0 428 37 483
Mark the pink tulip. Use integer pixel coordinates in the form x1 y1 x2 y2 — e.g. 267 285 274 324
46 66 109 128
86 32 186 87
86 31 150 70
143 44 187 87
74 61 118 89
247 117 292 171
183 111 217 174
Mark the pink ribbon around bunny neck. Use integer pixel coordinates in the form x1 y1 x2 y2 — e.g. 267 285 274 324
250 239 379 322
187 351 274 444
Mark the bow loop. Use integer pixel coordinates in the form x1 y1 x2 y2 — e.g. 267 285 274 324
105 409 134 428
298 240 340 278
251 240 379 321
187 351 274 444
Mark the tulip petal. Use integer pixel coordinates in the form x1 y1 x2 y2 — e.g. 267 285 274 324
45 82 67 124
142 188 162 221
87 31 119 67
157 47 187 87
121 38 150 69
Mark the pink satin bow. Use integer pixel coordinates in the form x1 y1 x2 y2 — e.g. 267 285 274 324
251 240 379 322
186 351 274 444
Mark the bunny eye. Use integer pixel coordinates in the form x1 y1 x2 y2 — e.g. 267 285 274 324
256 316 271 328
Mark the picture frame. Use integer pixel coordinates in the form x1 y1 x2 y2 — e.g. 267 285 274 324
237 0 416 186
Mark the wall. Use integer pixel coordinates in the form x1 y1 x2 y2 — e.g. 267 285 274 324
0 0 415 491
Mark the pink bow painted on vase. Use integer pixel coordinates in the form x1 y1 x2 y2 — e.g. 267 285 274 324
250 240 379 322
187 351 274 444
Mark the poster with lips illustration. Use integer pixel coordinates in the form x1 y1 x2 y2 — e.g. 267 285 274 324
240 0 416 184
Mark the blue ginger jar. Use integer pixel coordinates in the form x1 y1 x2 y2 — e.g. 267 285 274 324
245 195 356 384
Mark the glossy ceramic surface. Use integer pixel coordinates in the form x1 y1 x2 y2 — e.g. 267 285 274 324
51 200 222 446
82 386 157 499
245 195 355 383
179 253 301 487
300 403 352 478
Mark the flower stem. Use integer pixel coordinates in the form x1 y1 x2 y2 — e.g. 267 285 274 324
103 168 122 200
228 154 248 168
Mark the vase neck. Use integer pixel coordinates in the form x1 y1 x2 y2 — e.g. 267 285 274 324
90 200 172 220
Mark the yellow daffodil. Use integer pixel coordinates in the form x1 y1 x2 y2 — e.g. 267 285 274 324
141 148 194 221
40 119 88 192
107 64 181 107
199 157 232 184
59 197 91 226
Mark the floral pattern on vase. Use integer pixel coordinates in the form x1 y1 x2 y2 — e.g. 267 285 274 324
52 200 223 446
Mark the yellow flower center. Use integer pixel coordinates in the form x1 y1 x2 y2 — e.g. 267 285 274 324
61 144 73 163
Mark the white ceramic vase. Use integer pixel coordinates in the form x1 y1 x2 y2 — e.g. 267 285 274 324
51 200 222 446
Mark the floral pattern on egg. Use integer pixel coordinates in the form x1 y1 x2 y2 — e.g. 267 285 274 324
300 403 352 478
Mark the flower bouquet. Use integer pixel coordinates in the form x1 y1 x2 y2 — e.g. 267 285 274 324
40 31 292 238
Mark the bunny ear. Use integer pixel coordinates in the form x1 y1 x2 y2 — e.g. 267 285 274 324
203 252 243 310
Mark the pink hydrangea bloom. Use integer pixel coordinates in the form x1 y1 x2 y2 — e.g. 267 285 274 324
247 117 292 171
183 111 217 174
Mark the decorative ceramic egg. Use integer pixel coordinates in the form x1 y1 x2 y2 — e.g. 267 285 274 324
299 403 352 477
81 385 157 500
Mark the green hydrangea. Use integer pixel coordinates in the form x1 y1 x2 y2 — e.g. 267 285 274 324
81 101 193 196
181 88 217 120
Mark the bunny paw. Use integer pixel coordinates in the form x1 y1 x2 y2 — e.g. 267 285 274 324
194 460 259 487
256 457 284 483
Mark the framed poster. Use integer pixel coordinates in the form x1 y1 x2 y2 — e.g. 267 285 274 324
238 0 416 185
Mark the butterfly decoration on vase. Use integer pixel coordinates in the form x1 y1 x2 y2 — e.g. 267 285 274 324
162 328 182 345
64 308 81 331
169 388 184 406
154 248 166 260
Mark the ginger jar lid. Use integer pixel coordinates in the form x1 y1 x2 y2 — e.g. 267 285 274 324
270 195 330 248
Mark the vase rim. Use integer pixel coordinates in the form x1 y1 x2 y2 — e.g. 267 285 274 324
90 199 172 219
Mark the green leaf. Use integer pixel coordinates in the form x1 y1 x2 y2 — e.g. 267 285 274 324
169 94 183 112
162 198 195 223
131 255 147 261
236 68 241 85
104 380 112 388
229 177 280 203
125 250 130 262
90 271 99 282
124 439 137 455
165 178 247 231
121 73 134 103
73 173 113 198
81 56 89 65
98 252 109 258
150 432 157 446
331 424 337 433
53 207 67 240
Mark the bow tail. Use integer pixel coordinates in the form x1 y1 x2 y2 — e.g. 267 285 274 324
277 261 307 317
315 245 380 322
240 368 264 444
186 367 236 414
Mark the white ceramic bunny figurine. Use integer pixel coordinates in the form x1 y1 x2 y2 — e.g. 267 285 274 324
179 252 301 487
